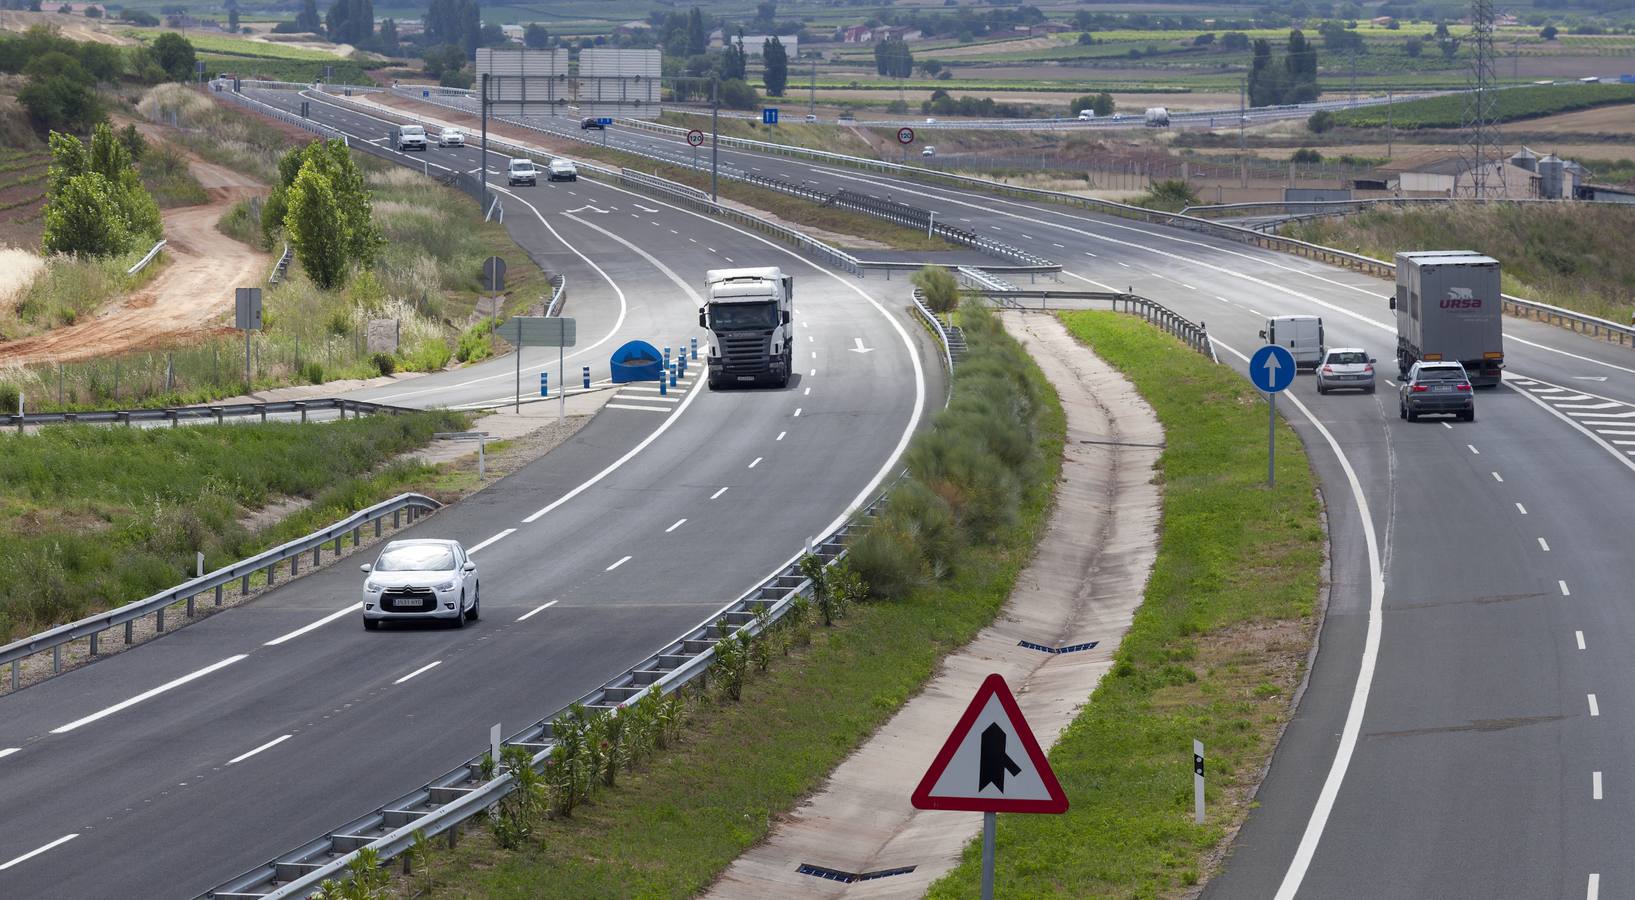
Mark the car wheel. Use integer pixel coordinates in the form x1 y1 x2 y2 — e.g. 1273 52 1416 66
1399 402 1407 420
467 585 480 622
1316 383 1327 395
451 593 466 629
1365 384 1376 394
1464 408 1476 422
1406 407 1418 422
363 617 379 631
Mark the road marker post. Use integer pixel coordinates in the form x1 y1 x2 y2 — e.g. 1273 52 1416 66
669 362 678 387
1248 345 1296 487
540 371 548 398
490 723 501 770
1194 739 1205 824
690 336 699 360
912 673 1068 900
583 366 591 390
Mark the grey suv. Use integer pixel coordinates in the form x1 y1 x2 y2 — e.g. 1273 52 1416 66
1399 361 1475 422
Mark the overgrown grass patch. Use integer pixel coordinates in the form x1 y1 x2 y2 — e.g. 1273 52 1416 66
0 409 467 641
138 140 209 208
393 304 1065 899
0 249 150 339
928 311 1320 898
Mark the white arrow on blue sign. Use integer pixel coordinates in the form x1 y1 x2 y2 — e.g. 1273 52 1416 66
762 107 779 124
1249 344 1296 394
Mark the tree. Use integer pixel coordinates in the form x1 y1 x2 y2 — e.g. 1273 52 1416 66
18 54 104 132
41 124 161 256
685 6 707 56
524 23 548 48
873 38 912 78
377 17 398 53
44 172 130 256
1221 31 1250 51
1540 24 1558 40
718 77 759 110
1433 21 1450 40
227 7 238 30
479 22 506 46
294 0 320 32
1403 35 1422 57
720 35 746 81
761 35 787 97
1307 109 1335 132
84 5 101 17
1091 91 1114 117
285 160 347 288
1438 35 1460 59
151 32 196 81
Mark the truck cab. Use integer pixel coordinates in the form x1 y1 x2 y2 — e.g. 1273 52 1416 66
700 267 794 389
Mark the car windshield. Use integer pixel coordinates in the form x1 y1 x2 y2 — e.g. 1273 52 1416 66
510 161 532 170
1417 368 1465 382
1328 352 1367 365
709 301 778 330
375 544 455 571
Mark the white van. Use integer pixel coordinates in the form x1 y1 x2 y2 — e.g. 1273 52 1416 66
1260 315 1325 370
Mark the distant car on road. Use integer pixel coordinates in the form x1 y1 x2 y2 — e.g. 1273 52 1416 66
507 157 538 186
360 539 479 629
837 112 855 122
437 127 464 147
1315 348 1376 394
921 146 936 157
1077 109 1095 121
393 125 427 151
804 113 817 123
580 116 605 130
1399 361 1475 422
925 116 937 124
547 158 578 181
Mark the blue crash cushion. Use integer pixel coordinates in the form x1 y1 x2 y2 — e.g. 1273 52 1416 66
610 340 664 383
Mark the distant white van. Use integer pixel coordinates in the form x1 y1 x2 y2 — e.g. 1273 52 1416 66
1260 315 1325 370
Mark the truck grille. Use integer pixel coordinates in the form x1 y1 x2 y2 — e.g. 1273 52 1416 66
721 333 771 373
381 588 437 613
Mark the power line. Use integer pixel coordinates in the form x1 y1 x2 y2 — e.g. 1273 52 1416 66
1458 0 1506 199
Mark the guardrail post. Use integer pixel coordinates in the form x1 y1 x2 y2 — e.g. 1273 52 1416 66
258 404 267 422
291 554 299 577
267 561 276 586
90 630 98 656
313 546 322 568
167 410 178 428
157 607 165 633
216 584 224 607
125 620 133 644
53 644 60 674
186 594 195 618
213 407 224 424
11 659 18 691
298 402 308 424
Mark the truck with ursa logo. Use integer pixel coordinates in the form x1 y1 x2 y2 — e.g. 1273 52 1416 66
1387 251 1504 387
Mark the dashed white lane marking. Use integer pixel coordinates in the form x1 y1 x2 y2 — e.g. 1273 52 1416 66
1247 308 1263 316
0 748 18 760
1492 472 1504 482
0 834 78 871
1441 421 1453 429
266 604 363 646
748 457 763 469
468 528 515 554
1022 233 1035 240
1468 444 1479 455
776 431 787 441
1052 242 1064 248
227 734 292 765
1561 580 1572 596
811 351 817 359
804 387 811 395
1539 537 1551 552
1577 630 1587 650
1384 379 1396 387
1517 503 1527 514
710 487 729 500
393 660 442 685
1594 771 1603 799
1589 693 1600 716
724 256 734 263
809 368 816 376
808 335 814 342
670 229 678 234
793 408 802 417
1588 873 1600 900
1117 261 1130 268
52 654 248 733
606 403 673 412
517 599 557 622
1182 283 1197 290
666 518 687 533
708 247 716 253
606 555 632 572
1084 251 1097 257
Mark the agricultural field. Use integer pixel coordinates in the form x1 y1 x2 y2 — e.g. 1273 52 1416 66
1334 82 1635 128
0 146 50 249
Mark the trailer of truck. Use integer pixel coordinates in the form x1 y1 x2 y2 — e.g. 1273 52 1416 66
1389 251 1504 387
700 267 794 389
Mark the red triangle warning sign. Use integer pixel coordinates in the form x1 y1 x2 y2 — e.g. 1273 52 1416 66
911 673 1068 814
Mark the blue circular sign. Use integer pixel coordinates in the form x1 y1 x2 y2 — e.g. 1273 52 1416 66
1249 344 1297 393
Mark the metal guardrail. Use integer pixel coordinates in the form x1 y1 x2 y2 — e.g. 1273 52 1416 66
207 475 903 900
911 288 955 377
544 274 567 317
127 239 166 275
956 266 1018 293
4 396 414 431
269 242 293 284
974 288 1218 362
2 490 439 693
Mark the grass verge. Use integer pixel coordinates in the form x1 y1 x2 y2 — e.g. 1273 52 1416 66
1283 203 1635 322
928 311 1320 897
377 303 1064 899
0 248 156 339
0 409 467 641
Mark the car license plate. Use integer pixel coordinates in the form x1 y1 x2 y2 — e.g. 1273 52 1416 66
395 597 424 608
1432 385 1450 392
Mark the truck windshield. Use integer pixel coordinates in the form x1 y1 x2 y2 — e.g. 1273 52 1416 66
709 302 778 330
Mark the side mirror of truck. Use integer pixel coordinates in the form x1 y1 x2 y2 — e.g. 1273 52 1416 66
1388 296 1396 310
782 310 790 324
1258 329 1266 340
698 310 706 328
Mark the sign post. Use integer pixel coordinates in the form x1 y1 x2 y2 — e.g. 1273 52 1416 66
496 316 577 416
1194 739 1206 825
897 126 915 164
687 128 704 171
1248 344 1296 487
912 673 1068 900
235 288 262 390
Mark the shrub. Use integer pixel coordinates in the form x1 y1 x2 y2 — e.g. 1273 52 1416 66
455 320 496 363
845 517 923 601
370 351 396 376
1135 178 1199 212
912 265 959 313
1291 147 1323 163
1307 110 1335 133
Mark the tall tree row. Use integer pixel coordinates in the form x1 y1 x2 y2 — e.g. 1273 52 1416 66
326 0 373 46
1248 29 1319 107
761 35 787 97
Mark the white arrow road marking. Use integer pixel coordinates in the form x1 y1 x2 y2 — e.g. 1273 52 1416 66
564 205 608 214
849 338 874 354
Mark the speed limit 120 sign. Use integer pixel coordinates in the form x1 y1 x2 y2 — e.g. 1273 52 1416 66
687 129 705 147
897 126 915 145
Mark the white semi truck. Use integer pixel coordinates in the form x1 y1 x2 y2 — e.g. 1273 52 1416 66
700 267 794 389
1389 251 1504 387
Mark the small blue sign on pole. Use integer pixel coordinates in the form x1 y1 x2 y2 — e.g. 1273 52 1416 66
539 371 549 398
422 89 430 98
597 117 613 126
762 107 779 125
1248 344 1296 487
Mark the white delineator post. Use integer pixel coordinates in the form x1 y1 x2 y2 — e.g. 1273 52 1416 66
1194 739 1206 825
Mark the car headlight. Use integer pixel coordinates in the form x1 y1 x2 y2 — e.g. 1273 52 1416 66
365 582 384 593
435 581 457 593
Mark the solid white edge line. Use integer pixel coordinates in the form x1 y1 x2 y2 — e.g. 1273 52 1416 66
468 528 516 554
1216 339 1386 900
517 599 558 622
52 655 248 734
1588 873 1600 900
227 733 293 765
264 603 364 646
0 833 78 871
394 660 442 685
666 518 687 533
0 747 18 760
606 555 632 571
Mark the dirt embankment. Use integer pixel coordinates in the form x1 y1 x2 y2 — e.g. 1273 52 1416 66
0 129 268 366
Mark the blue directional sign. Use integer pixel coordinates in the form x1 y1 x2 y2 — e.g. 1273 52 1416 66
597 117 613 126
1249 344 1296 394
762 107 779 125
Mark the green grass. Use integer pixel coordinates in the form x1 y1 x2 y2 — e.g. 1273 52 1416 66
1335 82 1635 129
929 311 1320 898
395 304 1066 899
138 141 209 207
1284 203 1635 323
0 410 467 641
0 250 151 339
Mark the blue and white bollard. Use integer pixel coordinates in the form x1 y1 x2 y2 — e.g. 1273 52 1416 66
690 337 698 360
659 371 668 396
677 349 687 375
582 365 590 390
669 362 678 387
539 372 548 397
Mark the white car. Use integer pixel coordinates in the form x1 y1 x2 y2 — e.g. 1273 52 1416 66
804 113 817 123
922 146 936 157
547 158 578 182
360 539 479 629
507 158 537 186
437 127 464 147
1315 347 1377 395
925 117 937 124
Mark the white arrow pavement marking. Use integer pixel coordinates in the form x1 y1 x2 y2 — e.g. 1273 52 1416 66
1575 376 1610 382
564 205 608 214
849 338 874 354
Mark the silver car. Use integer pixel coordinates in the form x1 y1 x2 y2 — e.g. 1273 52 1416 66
1315 348 1376 395
360 539 479 629
437 127 464 147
